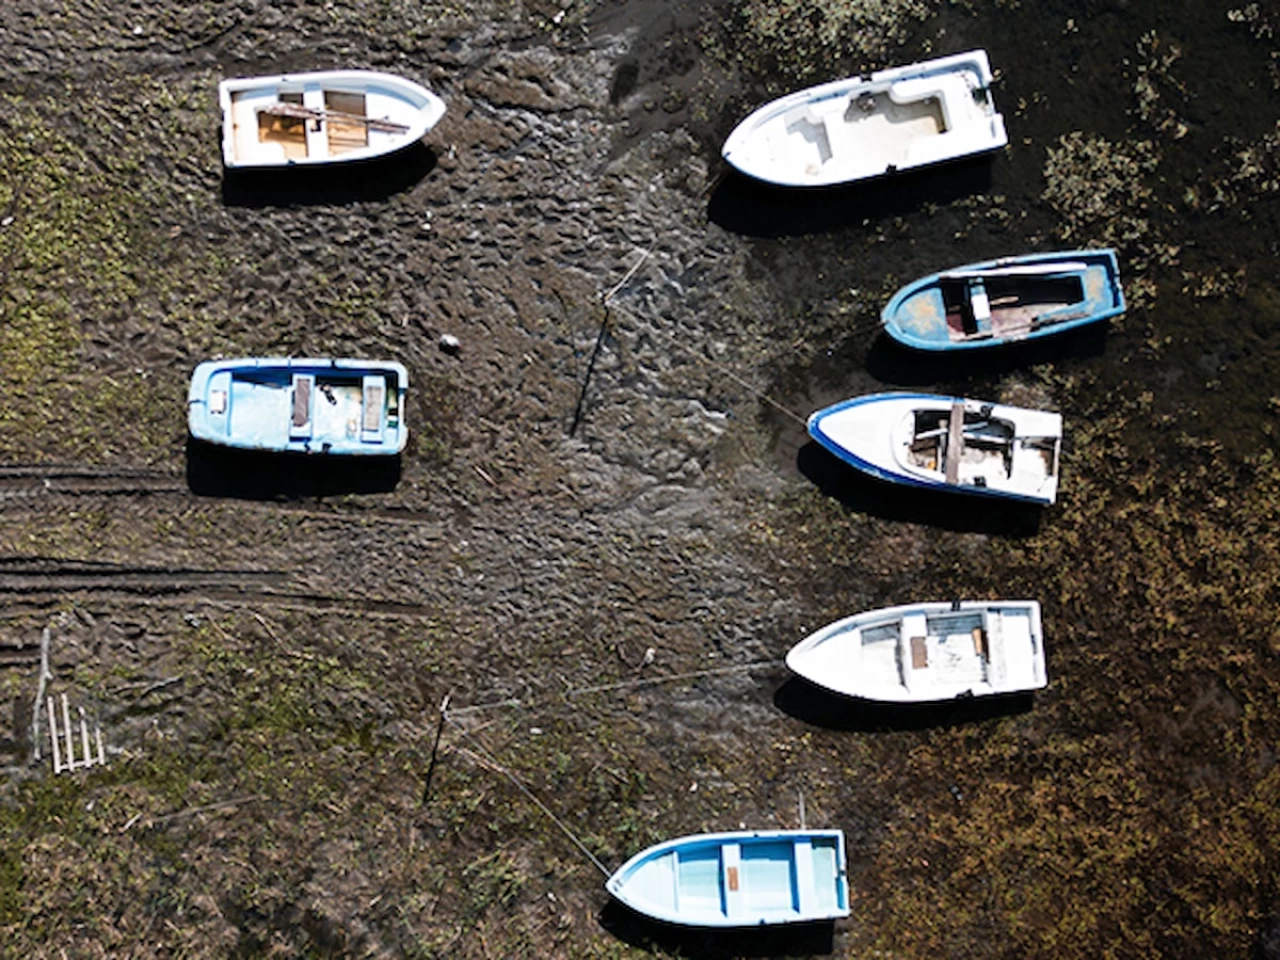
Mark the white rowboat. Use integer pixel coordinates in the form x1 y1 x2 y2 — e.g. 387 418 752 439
721 50 1007 187
220 69 446 169
787 600 1048 703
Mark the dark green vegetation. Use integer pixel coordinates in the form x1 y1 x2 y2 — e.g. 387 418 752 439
1 0 1279 957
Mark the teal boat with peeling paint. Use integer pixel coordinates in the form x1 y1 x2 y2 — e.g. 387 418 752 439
606 829 849 928
188 358 408 455
882 248 1124 351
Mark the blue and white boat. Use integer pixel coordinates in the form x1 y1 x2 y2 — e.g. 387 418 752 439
882 248 1124 351
787 600 1048 703
188 358 408 455
606 830 849 927
808 392 1062 505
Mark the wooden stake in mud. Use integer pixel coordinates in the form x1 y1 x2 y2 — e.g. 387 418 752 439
29 626 52 764
568 243 655 438
421 694 451 806
568 301 611 438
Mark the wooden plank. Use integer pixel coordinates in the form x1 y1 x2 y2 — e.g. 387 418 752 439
945 402 964 485
291 374 314 437
362 376 385 437
910 635 928 670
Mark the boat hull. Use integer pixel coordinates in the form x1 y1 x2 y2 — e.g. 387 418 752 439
187 358 408 455
807 392 1062 505
219 70 446 169
883 249 1125 350
787 600 1048 702
606 830 849 927
721 50 1007 188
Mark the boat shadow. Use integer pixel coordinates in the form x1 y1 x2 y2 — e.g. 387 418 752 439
774 676 1034 732
706 157 994 239
185 438 402 499
220 141 438 208
598 900 837 958
796 441 1043 537
864 323 1110 387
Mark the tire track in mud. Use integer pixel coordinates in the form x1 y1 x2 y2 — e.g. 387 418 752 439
0 556 283 595
0 557 439 619
0 465 188 500
0 591 439 620
0 464 448 531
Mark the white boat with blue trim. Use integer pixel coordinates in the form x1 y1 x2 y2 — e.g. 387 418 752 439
883 249 1125 351
606 829 849 927
220 69 446 169
808 392 1062 505
721 49 1007 188
188 358 408 455
787 600 1048 703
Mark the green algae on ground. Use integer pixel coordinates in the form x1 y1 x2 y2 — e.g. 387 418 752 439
701 0 931 88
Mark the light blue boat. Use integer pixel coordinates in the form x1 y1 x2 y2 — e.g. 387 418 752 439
882 248 1124 351
188 357 408 455
606 829 849 927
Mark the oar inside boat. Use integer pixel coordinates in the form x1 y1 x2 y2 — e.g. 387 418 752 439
256 102 411 134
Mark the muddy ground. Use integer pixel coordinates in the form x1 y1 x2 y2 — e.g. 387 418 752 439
2 0 1280 957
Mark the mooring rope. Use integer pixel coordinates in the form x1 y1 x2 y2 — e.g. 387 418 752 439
611 302 811 428
566 658 782 698
444 711 613 878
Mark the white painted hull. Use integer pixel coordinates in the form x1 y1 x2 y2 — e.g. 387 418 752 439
722 50 1007 187
807 392 1062 505
220 69 446 169
787 601 1047 702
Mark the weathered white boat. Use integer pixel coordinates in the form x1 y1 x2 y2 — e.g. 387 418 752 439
807 392 1062 505
721 50 1007 187
606 830 849 927
219 70 446 169
786 601 1047 702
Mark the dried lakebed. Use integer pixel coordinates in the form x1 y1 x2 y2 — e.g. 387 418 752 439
1 0 1279 957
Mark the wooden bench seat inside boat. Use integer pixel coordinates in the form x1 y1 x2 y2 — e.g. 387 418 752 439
325 91 369 156
361 375 385 442
945 402 964 485
257 92 308 160
910 635 928 669
290 373 314 438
